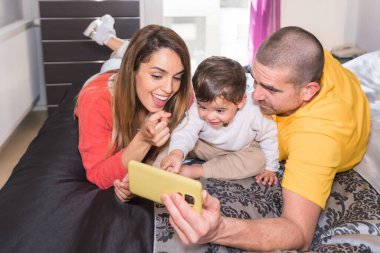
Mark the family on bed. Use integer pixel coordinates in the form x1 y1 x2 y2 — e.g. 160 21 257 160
75 15 370 252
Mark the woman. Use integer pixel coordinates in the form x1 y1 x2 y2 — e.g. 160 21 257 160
75 25 192 201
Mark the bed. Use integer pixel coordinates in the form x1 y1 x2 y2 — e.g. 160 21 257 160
0 51 379 253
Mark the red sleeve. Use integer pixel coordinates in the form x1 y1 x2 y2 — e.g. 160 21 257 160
75 78 126 189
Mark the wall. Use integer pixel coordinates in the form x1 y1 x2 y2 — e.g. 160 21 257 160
22 0 46 109
163 0 220 71
356 0 380 52
0 0 23 27
141 0 163 26
0 0 44 149
281 0 359 50
0 21 40 148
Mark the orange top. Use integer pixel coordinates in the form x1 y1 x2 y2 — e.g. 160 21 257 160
75 73 126 189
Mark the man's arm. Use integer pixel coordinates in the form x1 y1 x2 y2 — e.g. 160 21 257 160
162 188 321 251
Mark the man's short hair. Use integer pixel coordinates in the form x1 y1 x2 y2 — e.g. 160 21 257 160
256 26 324 86
192 56 246 104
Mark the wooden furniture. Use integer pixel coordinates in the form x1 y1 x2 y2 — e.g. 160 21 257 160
39 0 140 114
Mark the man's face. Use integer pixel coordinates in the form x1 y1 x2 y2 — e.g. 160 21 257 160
251 60 305 116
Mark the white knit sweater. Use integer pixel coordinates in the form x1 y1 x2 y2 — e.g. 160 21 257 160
169 92 279 171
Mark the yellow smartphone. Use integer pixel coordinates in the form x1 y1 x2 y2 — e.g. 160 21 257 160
128 160 203 213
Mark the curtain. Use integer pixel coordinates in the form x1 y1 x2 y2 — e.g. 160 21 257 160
248 0 281 64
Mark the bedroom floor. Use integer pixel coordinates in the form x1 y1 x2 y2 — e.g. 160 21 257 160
0 110 47 189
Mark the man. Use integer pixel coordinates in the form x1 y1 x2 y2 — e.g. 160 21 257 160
162 26 371 251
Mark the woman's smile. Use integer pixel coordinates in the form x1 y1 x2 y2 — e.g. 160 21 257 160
135 48 183 112
152 93 170 107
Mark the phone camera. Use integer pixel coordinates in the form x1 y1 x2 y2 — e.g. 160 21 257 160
184 194 195 205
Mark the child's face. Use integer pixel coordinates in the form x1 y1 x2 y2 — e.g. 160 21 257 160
197 96 246 127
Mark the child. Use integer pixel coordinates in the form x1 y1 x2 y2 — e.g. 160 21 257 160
160 56 279 185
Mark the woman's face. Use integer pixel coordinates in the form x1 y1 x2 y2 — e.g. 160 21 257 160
135 48 184 113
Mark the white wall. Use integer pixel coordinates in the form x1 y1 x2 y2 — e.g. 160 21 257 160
220 6 250 65
281 0 380 53
22 0 46 109
163 0 220 70
356 0 380 52
0 0 23 27
141 0 163 26
281 0 359 50
0 0 44 148
0 21 40 148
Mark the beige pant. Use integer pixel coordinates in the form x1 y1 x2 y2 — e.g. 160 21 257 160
189 140 266 180
153 140 266 180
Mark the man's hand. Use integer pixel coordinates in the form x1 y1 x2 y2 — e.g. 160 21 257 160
162 187 321 251
255 169 278 186
160 149 184 173
139 111 171 147
162 190 223 245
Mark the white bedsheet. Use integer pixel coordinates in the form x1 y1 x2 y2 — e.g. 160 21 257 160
344 50 380 194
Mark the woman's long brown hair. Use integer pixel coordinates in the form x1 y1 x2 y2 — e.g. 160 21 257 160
111 25 192 160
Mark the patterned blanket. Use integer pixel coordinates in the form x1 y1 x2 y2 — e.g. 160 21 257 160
154 168 380 253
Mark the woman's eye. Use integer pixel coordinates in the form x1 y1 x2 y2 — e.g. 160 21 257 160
152 75 162 80
173 75 183 81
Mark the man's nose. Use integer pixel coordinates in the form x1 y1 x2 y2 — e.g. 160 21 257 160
252 86 265 101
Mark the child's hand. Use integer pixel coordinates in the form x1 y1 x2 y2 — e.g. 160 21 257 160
179 164 204 179
114 174 134 202
139 111 171 147
160 149 184 173
255 169 278 186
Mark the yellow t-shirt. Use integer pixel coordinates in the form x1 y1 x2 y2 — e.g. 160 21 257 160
275 50 371 209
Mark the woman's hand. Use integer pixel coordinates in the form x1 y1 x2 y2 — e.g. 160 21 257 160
139 111 171 147
120 111 172 169
114 174 134 202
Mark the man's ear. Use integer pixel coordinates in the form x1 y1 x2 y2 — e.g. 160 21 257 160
237 95 247 109
301 82 321 102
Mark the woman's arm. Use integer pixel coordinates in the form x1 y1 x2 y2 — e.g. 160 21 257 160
120 110 172 168
76 81 171 189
